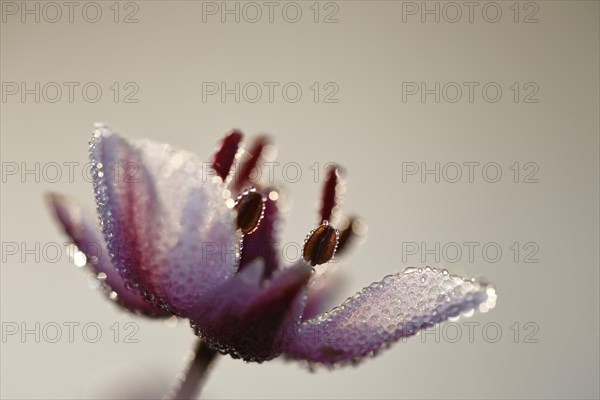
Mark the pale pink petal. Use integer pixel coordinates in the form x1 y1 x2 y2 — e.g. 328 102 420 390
284 267 497 365
89 125 239 314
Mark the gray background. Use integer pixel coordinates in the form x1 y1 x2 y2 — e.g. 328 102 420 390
1 1 599 399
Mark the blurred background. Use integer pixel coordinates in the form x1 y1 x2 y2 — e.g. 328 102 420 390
1 1 598 399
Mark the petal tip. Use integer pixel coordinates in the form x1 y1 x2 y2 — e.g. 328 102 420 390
46 192 80 235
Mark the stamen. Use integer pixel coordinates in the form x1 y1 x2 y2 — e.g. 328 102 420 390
233 137 268 192
303 220 339 267
211 130 243 181
234 187 266 234
320 166 340 223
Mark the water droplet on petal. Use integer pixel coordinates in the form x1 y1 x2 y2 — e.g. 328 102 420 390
73 251 87 267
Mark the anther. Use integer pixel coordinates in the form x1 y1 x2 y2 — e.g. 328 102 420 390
302 220 339 267
234 187 266 234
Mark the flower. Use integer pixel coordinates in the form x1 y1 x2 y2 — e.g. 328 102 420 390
49 124 496 366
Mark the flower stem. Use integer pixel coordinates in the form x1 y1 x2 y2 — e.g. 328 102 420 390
165 339 219 400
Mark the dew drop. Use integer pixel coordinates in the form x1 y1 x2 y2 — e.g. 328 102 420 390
126 280 140 290
73 251 87 267
164 315 178 327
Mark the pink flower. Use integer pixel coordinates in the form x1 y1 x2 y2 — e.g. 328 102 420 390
49 124 496 366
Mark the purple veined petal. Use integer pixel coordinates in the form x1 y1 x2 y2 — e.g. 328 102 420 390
284 266 497 366
89 124 240 315
239 194 280 278
47 193 168 316
189 261 312 362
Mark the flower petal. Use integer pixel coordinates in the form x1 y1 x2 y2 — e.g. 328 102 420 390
284 266 497 365
47 193 168 316
190 262 312 362
90 125 239 315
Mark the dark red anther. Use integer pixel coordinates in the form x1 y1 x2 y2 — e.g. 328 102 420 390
212 130 243 181
320 166 339 223
234 188 266 234
303 221 339 267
